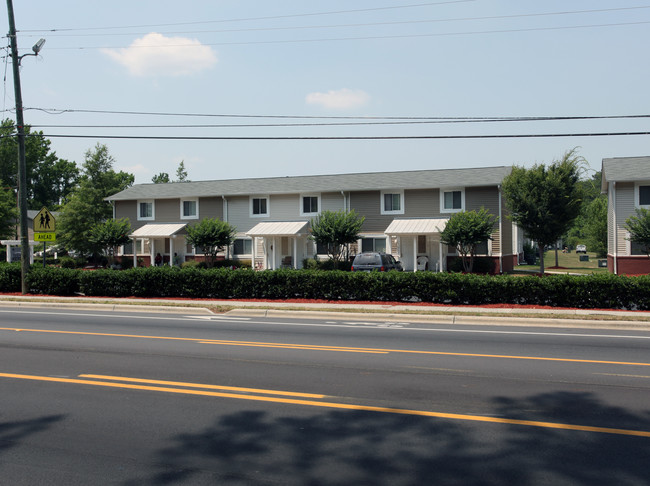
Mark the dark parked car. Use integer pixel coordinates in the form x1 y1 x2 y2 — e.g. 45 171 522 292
351 252 403 272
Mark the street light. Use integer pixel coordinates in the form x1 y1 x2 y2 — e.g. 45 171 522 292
6 0 45 293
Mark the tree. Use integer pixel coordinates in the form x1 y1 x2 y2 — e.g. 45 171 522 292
175 160 189 182
57 144 134 257
152 172 170 184
89 218 131 266
0 119 79 209
0 186 17 239
185 218 237 268
583 195 608 258
502 148 584 274
310 210 365 268
439 208 498 273
624 208 650 257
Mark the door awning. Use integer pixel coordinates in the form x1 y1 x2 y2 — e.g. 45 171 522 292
385 218 448 236
247 221 310 237
130 223 187 238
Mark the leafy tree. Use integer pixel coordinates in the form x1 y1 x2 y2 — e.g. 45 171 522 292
310 210 365 268
502 148 584 274
175 160 189 182
57 144 134 257
439 208 498 273
0 119 78 209
0 186 17 239
152 172 170 184
185 218 237 268
89 218 131 266
565 170 603 249
624 208 650 257
583 195 607 257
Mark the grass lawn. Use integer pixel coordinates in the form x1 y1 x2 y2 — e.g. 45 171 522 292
513 250 608 275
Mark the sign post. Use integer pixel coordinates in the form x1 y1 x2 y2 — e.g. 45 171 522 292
33 207 56 268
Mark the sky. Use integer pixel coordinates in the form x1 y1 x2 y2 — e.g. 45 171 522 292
3 1 650 184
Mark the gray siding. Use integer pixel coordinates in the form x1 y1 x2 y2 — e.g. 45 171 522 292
405 189 439 217
269 194 300 221
322 192 345 212
466 186 501 253
615 182 635 256
350 191 393 233
608 185 615 255
115 201 137 227
199 196 223 220
227 196 254 233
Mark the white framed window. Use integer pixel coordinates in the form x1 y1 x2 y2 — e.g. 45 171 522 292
233 238 253 255
380 190 404 215
137 200 155 221
250 196 269 217
440 188 465 213
361 237 387 253
300 194 320 216
635 182 650 208
180 198 199 219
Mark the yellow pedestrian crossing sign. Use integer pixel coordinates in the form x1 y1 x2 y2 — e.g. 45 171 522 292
34 207 56 232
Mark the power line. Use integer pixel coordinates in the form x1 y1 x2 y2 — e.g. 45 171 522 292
19 6 650 39
17 0 475 33
17 131 650 141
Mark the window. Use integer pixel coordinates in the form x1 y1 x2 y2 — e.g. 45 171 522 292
233 238 252 255
637 184 650 207
301 195 320 216
380 190 404 215
180 198 198 219
441 189 464 213
251 197 269 217
417 235 427 254
138 200 154 220
361 237 386 253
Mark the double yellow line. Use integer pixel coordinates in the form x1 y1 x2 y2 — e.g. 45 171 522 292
1 372 649 438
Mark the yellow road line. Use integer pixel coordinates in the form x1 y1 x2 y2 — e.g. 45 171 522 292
79 374 326 398
1 372 648 438
1 326 649 366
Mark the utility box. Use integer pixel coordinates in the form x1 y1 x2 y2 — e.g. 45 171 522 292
579 255 590 262
598 259 607 268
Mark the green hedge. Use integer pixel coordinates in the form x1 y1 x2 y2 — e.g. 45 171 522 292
0 264 649 310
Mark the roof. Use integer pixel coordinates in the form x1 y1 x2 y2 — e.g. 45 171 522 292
107 166 512 201
130 223 187 238
601 157 650 192
246 221 310 237
385 218 448 235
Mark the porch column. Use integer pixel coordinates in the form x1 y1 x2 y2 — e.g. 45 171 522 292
293 238 297 269
413 237 417 272
252 236 257 270
169 236 174 267
272 237 277 270
132 237 137 268
150 238 155 267
439 239 444 272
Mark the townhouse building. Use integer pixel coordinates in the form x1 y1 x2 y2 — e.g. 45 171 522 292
601 156 650 274
106 166 522 272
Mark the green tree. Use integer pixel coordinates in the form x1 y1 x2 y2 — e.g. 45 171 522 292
439 208 498 273
89 218 131 266
57 144 134 257
624 208 650 257
310 210 365 268
151 172 170 184
583 195 608 257
502 148 584 274
0 186 17 239
175 160 189 182
0 119 78 209
185 218 237 268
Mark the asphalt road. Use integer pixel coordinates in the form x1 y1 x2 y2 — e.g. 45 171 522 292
0 306 649 485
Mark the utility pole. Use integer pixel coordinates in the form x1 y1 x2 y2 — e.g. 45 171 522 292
6 0 31 293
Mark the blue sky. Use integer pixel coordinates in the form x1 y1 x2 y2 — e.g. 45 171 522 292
5 1 650 183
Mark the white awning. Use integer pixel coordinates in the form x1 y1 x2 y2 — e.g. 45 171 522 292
246 221 310 237
130 223 187 238
384 218 448 236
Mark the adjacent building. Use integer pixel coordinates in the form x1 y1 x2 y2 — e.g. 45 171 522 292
601 156 650 274
106 166 522 272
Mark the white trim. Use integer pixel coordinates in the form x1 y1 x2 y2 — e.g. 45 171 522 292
380 190 404 215
180 197 199 220
300 193 321 217
137 200 155 221
250 195 270 218
634 181 650 209
440 188 465 213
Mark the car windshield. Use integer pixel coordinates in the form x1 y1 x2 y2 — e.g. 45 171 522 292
355 254 382 265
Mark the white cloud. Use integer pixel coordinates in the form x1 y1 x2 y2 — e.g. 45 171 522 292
305 88 370 110
103 32 217 77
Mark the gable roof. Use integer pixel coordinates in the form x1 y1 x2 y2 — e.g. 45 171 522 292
107 166 512 201
601 156 650 193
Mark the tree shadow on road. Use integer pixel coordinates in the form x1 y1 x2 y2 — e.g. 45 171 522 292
0 414 66 454
127 392 650 486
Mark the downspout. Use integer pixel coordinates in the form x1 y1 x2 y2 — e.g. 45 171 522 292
498 185 503 274
341 191 347 212
222 196 229 259
612 182 617 275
